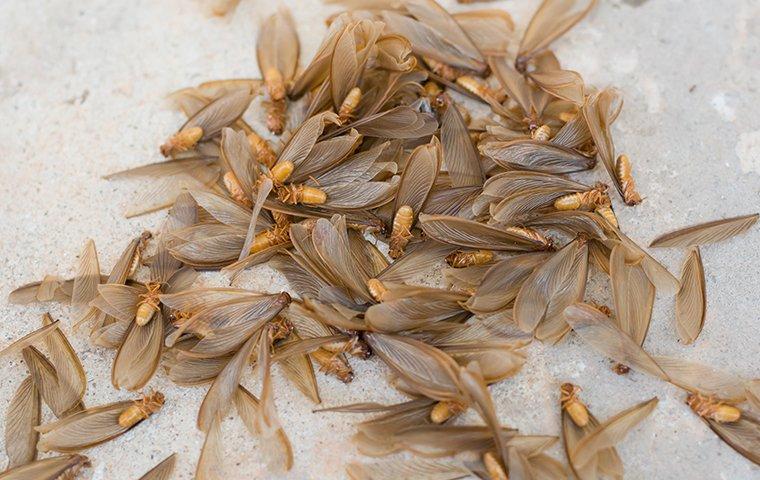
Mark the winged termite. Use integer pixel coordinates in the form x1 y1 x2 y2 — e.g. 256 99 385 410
160 88 255 156
420 214 553 252
36 391 164 452
675 247 706 344
388 138 441 257
257 8 299 134
686 396 760 466
365 285 470 332
516 0 598 73
553 182 610 211
615 154 642 205
649 213 759 248
561 383 657 480
0 454 90 480
479 137 596 173
138 453 177 480
90 198 198 390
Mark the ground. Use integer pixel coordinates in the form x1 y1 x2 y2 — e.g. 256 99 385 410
0 0 759 478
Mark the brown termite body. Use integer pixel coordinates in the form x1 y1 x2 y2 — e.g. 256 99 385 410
560 383 589 427
430 400 467 424
595 202 619 229
276 183 328 205
389 205 414 259
264 67 286 102
270 160 295 185
266 99 287 135
160 126 203 157
248 131 278 168
367 278 389 302
310 348 354 383
504 226 553 249
531 124 552 142
554 184 610 211
117 391 165 428
456 75 505 103
128 231 153 277
135 282 162 327
223 171 252 207
445 249 494 268
615 154 642 205
483 451 508 480
687 394 741 423
250 225 291 254
338 87 362 125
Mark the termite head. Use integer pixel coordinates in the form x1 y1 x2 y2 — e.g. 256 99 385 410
686 393 741 423
268 315 294 343
560 383 589 427
430 400 467 424
613 363 630 375
160 126 203 157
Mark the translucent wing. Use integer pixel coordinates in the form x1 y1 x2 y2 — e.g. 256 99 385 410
394 138 441 216
675 247 706 344
419 214 552 251
138 453 177 480
195 418 224 480
564 303 667 380
111 315 164 391
649 213 759 248
71 239 100 318
42 313 87 414
5 376 40 468
364 333 463 402
702 413 760 466
570 397 658 468
466 253 550 314
518 0 597 64
0 455 90 480
479 138 595 174
609 244 654 346
0 321 60 358
36 400 134 452
441 102 483 187
513 238 588 334
346 458 472 480
257 8 299 83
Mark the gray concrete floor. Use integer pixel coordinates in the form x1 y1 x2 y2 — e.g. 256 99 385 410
1 0 759 478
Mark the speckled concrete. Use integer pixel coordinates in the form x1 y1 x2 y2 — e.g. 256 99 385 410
1 0 759 478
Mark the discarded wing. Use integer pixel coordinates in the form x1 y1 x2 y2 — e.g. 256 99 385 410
649 213 759 248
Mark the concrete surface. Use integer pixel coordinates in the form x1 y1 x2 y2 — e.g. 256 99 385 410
1 0 759 478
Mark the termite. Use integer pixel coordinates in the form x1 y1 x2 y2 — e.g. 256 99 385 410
505 226 553 249
445 249 494 268
430 400 467 424
247 132 278 169
276 183 327 205
160 126 204 157
223 171 252 207
686 394 741 423
135 283 162 326
264 67 286 102
424 81 442 99
323 335 371 360
531 124 552 142
268 316 294 343
482 451 508 480
615 154 642 206
338 87 362 125
265 99 287 135
250 225 291 254
560 383 589 427
117 391 165 428
554 184 610 211
425 58 468 82
595 202 619 229
269 160 295 185
367 278 389 302
310 348 354 383
128 231 153 277
456 75 505 103
388 205 414 259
